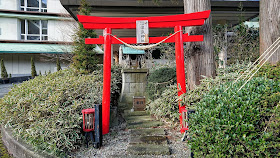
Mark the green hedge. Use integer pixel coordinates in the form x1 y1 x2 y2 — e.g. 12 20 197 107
146 67 176 101
146 64 249 122
257 63 280 81
189 78 280 157
0 67 121 157
146 84 179 122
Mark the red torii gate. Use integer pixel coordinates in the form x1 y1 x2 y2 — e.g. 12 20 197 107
78 10 210 135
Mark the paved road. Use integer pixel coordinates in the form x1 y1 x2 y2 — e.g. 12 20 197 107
0 84 16 98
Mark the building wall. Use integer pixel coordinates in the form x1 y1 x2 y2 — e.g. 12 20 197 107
47 0 68 14
0 54 69 76
0 0 75 76
47 0 76 42
0 0 18 10
0 18 19 40
0 0 76 42
48 20 76 42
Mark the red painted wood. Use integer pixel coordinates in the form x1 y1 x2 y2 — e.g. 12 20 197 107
77 10 210 24
82 19 205 29
102 28 112 135
85 34 203 44
174 25 187 133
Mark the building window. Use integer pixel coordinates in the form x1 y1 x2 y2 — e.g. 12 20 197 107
20 0 47 12
21 19 48 41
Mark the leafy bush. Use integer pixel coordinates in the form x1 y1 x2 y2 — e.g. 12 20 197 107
110 65 122 106
0 67 122 157
146 84 179 122
146 63 250 122
213 22 259 65
188 78 280 157
257 63 280 81
146 67 176 100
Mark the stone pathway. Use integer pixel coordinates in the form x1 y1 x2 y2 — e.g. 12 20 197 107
124 110 171 156
67 109 191 157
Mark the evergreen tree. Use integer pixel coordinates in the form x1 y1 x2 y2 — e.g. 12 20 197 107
31 57 37 78
72 0 98 73
56 57 61 71
1 59 8 79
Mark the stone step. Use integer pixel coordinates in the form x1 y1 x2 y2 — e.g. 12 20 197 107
127 144 170 155
124 110 148 117
127 121 163 129
130 135 167 145
126 115 154 123
127 119 157 125
130 128 165 136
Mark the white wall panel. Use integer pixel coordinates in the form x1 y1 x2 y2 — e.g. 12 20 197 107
47 0 68 14
48 20 76 42
0 18 19 40
0 0 18 10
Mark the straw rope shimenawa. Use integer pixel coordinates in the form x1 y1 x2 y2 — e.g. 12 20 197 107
104 30 183 50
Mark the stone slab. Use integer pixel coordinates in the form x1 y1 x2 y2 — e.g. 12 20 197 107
127 121 163 129
124 110 147 117
122 69 149 73
127 144 170 155
130 128 165 136
129 83 145 93
126 115 153 122
130 136 167 145
121 83 130 93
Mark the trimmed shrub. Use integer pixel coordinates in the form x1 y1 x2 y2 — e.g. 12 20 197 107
146 67 176 100
0 67 122 157
1 59 8 79
57 57 61 71
188 78 280 157
31 57 37 78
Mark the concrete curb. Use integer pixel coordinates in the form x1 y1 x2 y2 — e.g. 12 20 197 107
1 127 54 158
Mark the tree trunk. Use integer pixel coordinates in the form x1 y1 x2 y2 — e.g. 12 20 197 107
184 0 216 90
260 0 280 65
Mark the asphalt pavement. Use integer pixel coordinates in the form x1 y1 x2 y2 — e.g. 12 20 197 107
0 84 16 98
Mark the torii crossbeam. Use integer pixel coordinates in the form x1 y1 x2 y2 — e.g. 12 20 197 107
78 10 211 135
